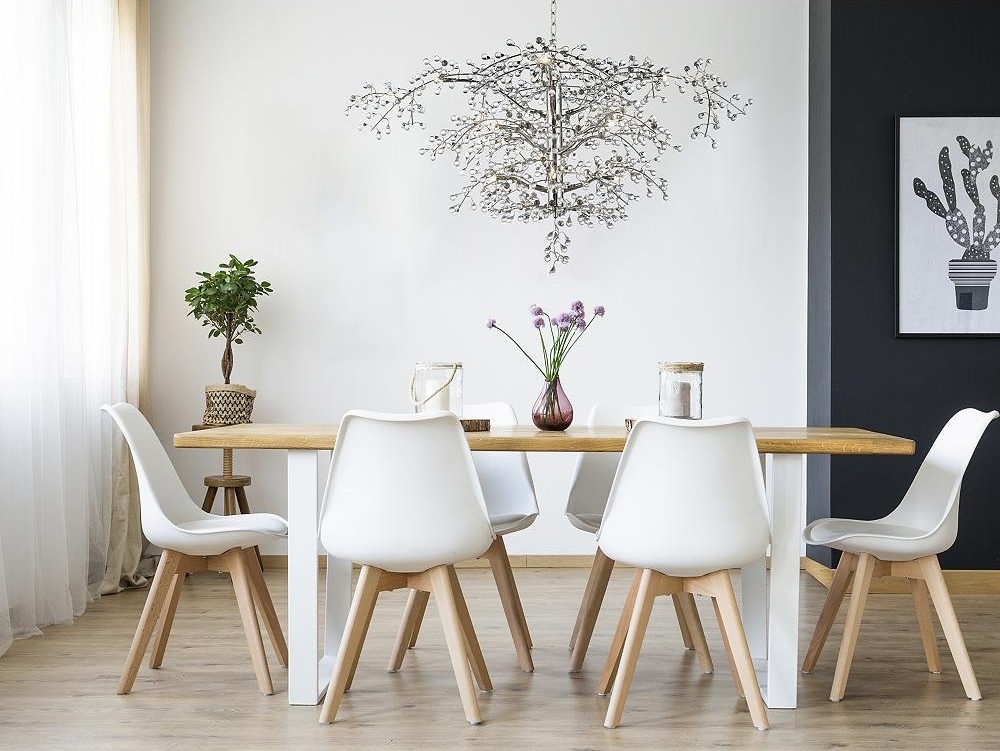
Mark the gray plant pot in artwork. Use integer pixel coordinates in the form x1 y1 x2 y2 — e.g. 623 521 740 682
948 259 997 310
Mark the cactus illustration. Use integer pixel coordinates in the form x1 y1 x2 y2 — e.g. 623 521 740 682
913 136 998 260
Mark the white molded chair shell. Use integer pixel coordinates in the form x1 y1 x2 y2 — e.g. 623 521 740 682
597 416 770 578
804 408 998 561
101 403 288 556
319 410 494 573
465 402 538 535
565 404 658 534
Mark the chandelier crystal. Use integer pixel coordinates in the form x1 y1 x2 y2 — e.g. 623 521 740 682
347 0 751 272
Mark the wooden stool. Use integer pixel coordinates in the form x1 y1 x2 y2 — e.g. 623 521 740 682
194 425 263 569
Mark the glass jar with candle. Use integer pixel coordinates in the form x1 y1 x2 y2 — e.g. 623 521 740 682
410 362 464 416
658 362 703 419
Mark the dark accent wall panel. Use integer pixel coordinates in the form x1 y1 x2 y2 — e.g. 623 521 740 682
828 0 1000 569
807 0 832 567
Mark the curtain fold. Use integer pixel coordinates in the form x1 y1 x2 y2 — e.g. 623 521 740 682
0 0 150 657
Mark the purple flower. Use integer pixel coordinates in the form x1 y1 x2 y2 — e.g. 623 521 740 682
530 305 544 316
533 316 545 329
486 318 496 329
571 300 584 313
576 318 587 330
557 312 571 323
557 319 572 331
594 305 606 317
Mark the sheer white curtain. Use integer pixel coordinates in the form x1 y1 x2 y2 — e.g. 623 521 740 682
0 0 148 656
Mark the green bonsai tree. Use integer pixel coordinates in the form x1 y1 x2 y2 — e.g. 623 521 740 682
184 255 273 384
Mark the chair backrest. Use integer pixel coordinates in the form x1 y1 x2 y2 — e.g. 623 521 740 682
101 403 202 547
597 416 770 576
883 408 998 547
564 404 659 527
464 402 538 521
319 410 494 573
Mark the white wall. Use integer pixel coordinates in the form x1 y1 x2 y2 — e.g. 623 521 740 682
149 0 809 554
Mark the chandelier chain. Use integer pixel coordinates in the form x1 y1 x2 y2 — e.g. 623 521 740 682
550 0 557 44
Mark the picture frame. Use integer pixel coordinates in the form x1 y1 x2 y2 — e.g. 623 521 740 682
896 114 1000 337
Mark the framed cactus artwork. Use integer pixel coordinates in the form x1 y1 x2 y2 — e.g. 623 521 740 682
897 115 1000 336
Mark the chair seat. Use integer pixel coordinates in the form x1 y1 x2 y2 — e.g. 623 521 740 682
490 512 537 536
174 513 288 555
566 511 602 534
803 517 932 560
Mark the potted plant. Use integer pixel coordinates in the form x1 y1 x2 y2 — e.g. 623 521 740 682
913 135 1000 310
185 255 274 425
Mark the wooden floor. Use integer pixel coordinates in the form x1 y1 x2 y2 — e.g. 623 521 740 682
1 567 998 749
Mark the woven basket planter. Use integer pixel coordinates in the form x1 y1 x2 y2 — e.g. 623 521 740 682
203 384 257 426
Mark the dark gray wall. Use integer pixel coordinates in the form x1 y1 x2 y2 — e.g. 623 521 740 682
814 0 1000 569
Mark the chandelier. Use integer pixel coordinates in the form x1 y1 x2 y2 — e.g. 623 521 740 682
347 0 751 272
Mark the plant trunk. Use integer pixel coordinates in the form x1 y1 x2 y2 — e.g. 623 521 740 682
222 339 234 384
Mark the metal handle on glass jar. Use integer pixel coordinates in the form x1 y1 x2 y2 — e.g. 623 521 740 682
409 363 460 409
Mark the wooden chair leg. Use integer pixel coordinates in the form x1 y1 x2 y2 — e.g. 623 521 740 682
407 589 430 649
484 537 533 672
234 486 263 570
676 592 713 674
319 565 383 724
597 567 642 696
224 487 237 516
117 550 183 694
201 486 219 513
802 551 857 673
447 565 492 692
712 595 745 697
389 589 425 672
569 548 615 671
244 548 288 667
604 568 658 729
918 555 981 700
707 571 768 730
149 572 184 669
910 577 941 674
345 581 378 692
672 593 695 649
429 565 482 725
830 552 876 702
227 548 273 695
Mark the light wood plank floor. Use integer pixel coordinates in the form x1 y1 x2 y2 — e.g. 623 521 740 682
1 567 998 749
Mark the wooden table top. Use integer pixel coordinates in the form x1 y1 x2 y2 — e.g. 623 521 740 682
174 423 915 456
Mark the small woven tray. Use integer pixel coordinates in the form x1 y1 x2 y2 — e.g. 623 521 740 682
461 418 491 432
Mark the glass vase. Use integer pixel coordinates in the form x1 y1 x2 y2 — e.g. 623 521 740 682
532 376 574 431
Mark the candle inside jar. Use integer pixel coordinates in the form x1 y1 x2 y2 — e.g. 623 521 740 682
422 379 451 413
664 380 692 418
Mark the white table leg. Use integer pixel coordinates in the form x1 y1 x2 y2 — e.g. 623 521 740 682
321 555 352 693
287 449 321 705
741 455 770 661
764 453 804 709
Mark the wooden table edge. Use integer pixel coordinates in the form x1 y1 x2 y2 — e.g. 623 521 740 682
173 424 915 455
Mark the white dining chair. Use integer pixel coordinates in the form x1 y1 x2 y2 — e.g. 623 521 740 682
801 407 998 703
318 410 496 725
566 403 705 672
101 403 288 695
390 402 539 673
597 416 771 730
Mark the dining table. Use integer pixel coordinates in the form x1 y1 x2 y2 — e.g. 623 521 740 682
174 422 914 709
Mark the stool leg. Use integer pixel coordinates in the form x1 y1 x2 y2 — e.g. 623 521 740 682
201 485 219 513
224 487 236 516
235 486 263 571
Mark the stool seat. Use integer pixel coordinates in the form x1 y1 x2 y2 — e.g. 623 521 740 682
204 475 251 488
